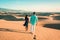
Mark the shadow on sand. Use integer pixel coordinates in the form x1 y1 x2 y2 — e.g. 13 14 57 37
0 28 31 34
0 15 24 21
53 16 60 20
43 24 60 30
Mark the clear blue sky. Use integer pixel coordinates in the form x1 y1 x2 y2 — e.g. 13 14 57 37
0 0 60 12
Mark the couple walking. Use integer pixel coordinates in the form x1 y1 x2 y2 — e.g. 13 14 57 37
24 12 38 37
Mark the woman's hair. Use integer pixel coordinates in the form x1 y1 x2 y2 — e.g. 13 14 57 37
25 15 28 18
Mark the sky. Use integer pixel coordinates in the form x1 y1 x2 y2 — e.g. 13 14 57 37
0 0 60 12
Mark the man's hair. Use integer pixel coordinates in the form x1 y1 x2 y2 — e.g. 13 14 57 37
33 12 35 15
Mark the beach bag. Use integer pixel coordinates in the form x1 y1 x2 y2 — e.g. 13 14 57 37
23 23 25 26
23 22 26 26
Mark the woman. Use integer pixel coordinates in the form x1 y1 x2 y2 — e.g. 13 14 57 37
24 15 29 31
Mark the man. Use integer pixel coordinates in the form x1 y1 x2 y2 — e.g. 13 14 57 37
30 12 38 37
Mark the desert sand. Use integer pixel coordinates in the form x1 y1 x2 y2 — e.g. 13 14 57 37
0 18 60 40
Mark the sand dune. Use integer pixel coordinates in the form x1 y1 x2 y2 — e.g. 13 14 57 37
0 19 60 40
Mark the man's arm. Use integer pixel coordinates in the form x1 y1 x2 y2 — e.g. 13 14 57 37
36 16 38 26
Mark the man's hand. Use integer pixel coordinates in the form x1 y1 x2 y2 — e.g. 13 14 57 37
36 23 38 26
36 24 37 26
